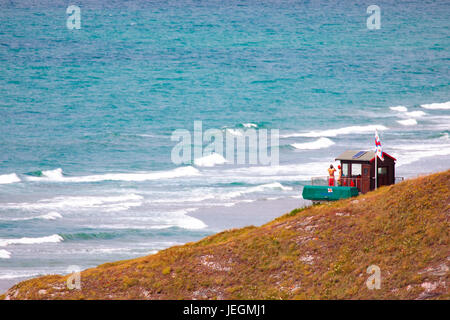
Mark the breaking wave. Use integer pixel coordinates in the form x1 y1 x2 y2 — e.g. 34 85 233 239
0 234 63 247
194 153 228 167
242 123 258 128
281 124 388 138
25 166 200 183
397 119 417 126
420 101 450 110
0 211 62 222
0 249 11 259
3 194 143 211
390 105 408 112
0 173 21 184
291 137 335 150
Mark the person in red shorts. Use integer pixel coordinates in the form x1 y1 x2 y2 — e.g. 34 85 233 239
328 164 336 186
337 165 342 186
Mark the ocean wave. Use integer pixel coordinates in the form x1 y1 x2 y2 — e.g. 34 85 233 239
397 119 417 126
194 153 228 167
405 111 427 118
4 193 143 211
150 194 216 204
392 142 450 166
222 161 332 177
219 182 293 200
0 211 62 221
165 209 207 230
0 272 44 280
420 101 450 110
0 249 11 259
95 208 207 230
226 128 244 136
25 166 200 183
291 137 335 150
60 232 120 241
150 182 293 205
242 123 258 128
0 234 63 247
390 106 408 112
39 212 63 220
0 173 21 184
281 124 388 138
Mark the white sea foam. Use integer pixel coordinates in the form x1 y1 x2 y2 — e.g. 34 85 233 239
150 194 216 204
392 142 450 166
0 234 63 247
421 101 450 110
219 182 293 200
0 249 11 259
291 137 335 150
0 211 62 221
170 210 207 230
390 106 408 112
226 128 244 136
397 119 417 126
148 209 207 230
26 166 200 183
242 123 258 128
281 124 388 138
39 212 63 220
0 272 44 280
405 111 427 118
150 182 293 205
0 173 21 184
42 168 64 180
194 153 228 167
222 161 331 178
5 194 143 211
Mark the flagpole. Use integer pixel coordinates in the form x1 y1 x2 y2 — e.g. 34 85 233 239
375 151 377 190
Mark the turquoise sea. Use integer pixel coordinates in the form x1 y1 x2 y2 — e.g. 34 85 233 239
0 0 449 285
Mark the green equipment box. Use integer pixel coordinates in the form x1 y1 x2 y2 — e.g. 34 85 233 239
302 185 359 201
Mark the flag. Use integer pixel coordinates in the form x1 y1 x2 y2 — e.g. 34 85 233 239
375 129 384 161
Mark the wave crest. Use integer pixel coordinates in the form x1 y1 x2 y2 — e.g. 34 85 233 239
194 153 227 167
0 173 21 184
25 166 200 183
0 234 63 247
281 124 388 138
421 101 450 110
291 137 335 150
0 249 11 259
397 119 417 126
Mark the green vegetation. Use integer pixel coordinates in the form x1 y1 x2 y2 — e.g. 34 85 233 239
2 170 449 300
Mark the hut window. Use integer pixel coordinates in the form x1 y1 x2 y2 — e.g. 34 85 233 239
352 163 361 176
342 163 349 176
378 167 387 175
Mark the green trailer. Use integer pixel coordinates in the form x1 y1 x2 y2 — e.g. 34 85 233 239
302 185 359 202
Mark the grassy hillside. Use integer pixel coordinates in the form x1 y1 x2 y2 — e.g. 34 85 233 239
2 170 449 300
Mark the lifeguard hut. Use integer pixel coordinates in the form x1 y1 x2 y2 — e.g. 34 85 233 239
335 150 397 193
302 150 401 202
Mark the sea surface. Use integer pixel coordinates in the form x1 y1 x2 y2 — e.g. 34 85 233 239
0 0 449 286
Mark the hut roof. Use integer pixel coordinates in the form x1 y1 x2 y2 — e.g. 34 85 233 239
335 150 396 162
